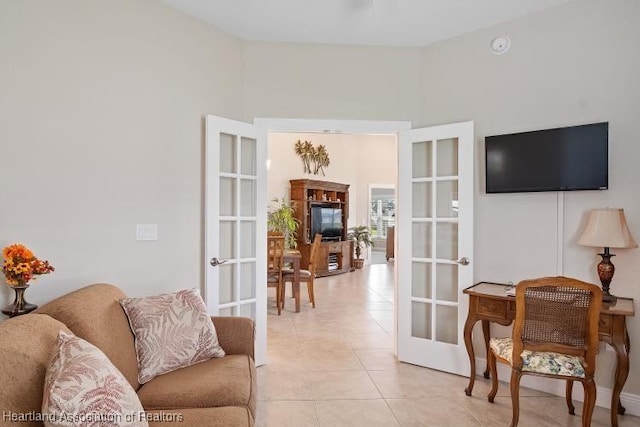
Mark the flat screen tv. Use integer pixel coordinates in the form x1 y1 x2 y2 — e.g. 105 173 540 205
311 207 343 241
485 122 608 193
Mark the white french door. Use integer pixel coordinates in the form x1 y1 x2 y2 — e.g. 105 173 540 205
205 115 267 366
397 121 474 375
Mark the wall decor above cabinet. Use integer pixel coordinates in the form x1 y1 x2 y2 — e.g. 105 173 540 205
294 140 330 175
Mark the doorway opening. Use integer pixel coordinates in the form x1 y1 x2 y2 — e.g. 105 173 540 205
369 185 395 265
256 117 409 350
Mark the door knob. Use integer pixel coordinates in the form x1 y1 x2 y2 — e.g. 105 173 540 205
457 257 470 266
210 257 228 267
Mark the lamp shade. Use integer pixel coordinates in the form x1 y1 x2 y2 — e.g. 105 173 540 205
578 208 638 249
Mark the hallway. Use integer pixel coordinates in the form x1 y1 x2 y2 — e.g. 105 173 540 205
257 264 640 426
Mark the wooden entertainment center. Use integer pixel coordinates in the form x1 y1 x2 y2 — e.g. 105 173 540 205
290 179 353 277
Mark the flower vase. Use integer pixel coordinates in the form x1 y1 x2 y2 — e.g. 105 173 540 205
2 285 38 318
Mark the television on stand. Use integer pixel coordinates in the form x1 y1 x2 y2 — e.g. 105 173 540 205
311 206 343 242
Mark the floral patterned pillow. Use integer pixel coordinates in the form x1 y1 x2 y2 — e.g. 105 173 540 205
43 331 148 427
119 288 225 384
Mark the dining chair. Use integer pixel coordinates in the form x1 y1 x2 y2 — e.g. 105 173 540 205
282 233 322 309
267 233 285 315
487 276 602 427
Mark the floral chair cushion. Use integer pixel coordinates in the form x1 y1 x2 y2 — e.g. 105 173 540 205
43 331 148 427
120 288 225 384
489 337 586 378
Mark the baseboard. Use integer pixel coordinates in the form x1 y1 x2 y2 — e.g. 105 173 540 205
475 357 640 417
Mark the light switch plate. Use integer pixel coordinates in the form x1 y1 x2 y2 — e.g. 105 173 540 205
136 224 158 241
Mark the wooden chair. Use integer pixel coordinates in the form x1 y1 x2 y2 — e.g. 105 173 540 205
267 233 285 315
282 234 322 309
487 276 602 427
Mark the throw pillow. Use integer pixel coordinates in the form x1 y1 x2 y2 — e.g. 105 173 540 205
42 331 148 427
119 288 225 384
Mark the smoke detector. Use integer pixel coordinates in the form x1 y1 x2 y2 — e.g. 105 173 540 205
490 36 511 55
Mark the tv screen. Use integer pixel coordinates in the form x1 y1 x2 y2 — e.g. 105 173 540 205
311 207 342 240
485 122 608 193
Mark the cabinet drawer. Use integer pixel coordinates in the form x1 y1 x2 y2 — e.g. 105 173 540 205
327 242 342 252
598 314 611 335
477 298 509 319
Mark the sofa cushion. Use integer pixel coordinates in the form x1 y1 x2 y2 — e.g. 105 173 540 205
120 288 225 384
146 407 253 427
137 354 256 416
42 331 148 427
36 283 141 390
0 314 71 425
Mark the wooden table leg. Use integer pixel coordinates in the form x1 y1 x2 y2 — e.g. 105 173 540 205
464 306 478 396
293 258 301 313
482 320 491 379
606 319 630 427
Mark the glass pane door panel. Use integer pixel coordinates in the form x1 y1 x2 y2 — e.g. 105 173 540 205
436 180 459 218
435 264 458 302
240 262 256 299
412 141 432 178
220 177 236 216
240 221 256 258
411 222 432 258
219 264 236 304
220 133 237 174
240 303 255 319
411 302 432 339
411 262 432 299
240 137 257 175
240 179 256 216
219 221 236 260
436 138 458 176
412 182 432 218
435 223 458 260
435 305 458 344
219 307 236 316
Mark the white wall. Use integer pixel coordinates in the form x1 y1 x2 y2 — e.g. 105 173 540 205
243 42 424 123
0 0 244 305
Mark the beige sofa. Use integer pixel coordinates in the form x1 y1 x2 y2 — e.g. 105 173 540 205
0 283 257 426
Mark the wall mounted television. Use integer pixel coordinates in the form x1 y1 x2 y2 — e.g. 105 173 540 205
311 206 343 241
485 122 608 193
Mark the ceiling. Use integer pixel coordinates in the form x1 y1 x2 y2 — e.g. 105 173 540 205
160 0 573 47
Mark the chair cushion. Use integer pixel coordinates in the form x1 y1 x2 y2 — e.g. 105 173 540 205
42 331 148 427
489 337 586 378
120 289 225 384
282 269 311 278
137 354 256 416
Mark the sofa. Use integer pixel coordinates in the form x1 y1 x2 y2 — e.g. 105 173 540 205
0 283 257 426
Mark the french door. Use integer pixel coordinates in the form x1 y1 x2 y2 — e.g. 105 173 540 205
205 115 267 366
397 121 474 375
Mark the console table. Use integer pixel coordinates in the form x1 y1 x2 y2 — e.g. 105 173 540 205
463 281 634 427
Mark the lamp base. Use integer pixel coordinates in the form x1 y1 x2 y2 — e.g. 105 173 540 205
597 248 617 303
602 290 617 304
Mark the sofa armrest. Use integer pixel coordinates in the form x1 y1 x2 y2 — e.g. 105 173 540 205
211 316 255 360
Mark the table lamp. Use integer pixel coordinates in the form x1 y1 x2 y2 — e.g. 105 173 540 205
578 208 637 302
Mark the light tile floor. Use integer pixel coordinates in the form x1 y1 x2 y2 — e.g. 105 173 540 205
257 264 640 426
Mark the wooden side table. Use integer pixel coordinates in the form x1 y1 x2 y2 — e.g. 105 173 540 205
463 281 634 427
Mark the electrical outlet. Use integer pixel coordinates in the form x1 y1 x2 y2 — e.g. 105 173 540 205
136 224 158 241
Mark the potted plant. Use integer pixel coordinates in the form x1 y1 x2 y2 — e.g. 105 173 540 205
348 225 374 269
267 198 299 249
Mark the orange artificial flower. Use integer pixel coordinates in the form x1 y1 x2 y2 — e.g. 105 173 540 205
2 243 54 287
